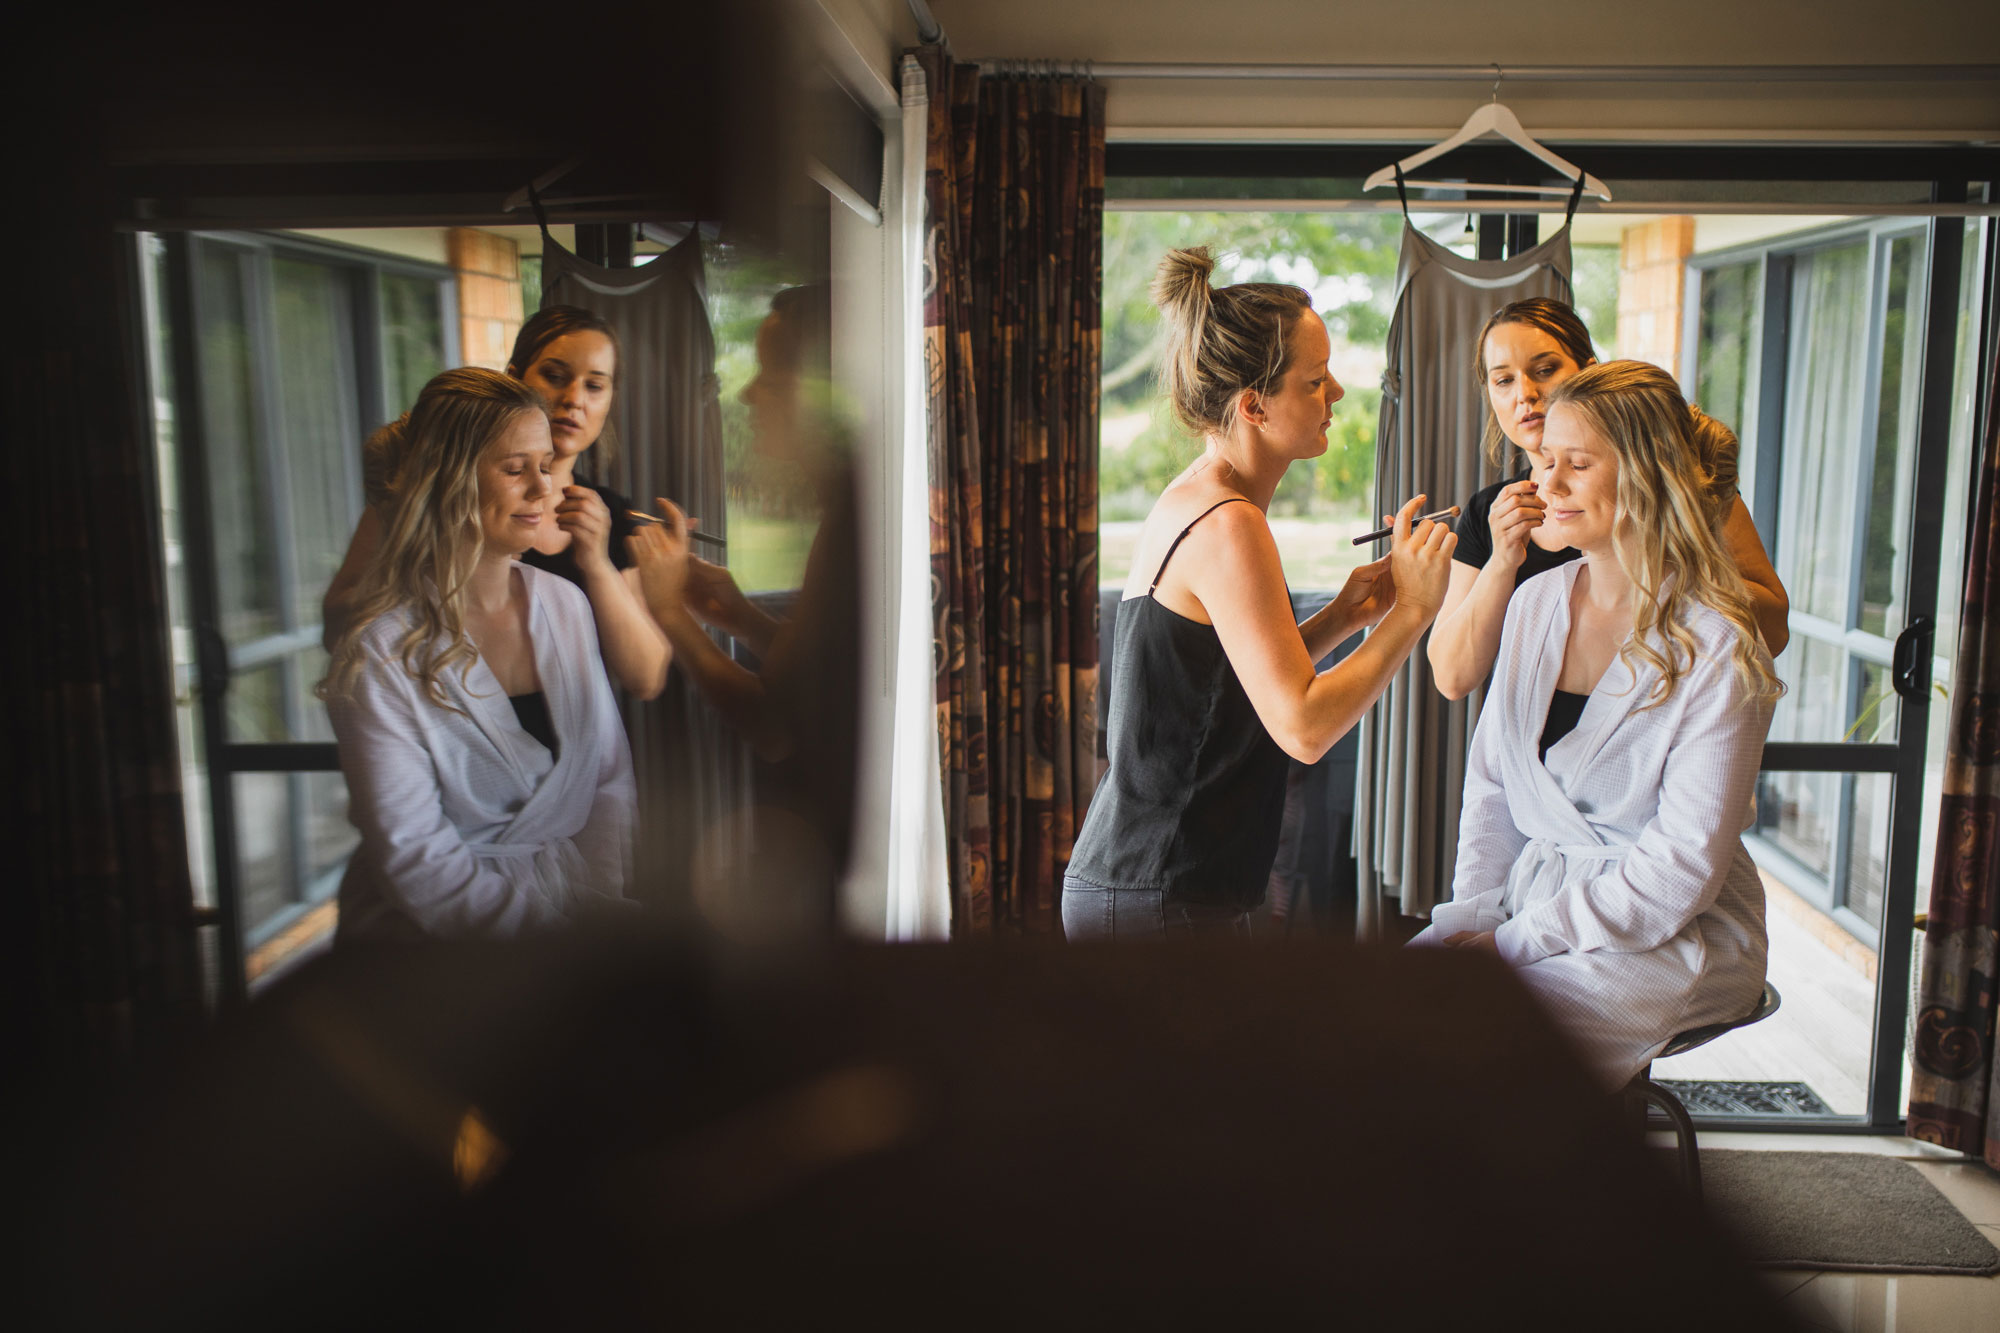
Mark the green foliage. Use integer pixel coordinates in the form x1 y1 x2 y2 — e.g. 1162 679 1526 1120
1100 210 1404 516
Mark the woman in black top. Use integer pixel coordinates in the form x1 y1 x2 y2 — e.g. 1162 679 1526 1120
1062 248 1456 941
1426 298 1789 700
324 306 669 699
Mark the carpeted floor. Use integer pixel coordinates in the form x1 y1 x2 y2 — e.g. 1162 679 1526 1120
1698 1150 2000 1274
1656 1079 1834 1115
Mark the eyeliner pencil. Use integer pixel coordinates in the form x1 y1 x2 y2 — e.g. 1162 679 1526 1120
626 509 728 550
1350 506 1461 546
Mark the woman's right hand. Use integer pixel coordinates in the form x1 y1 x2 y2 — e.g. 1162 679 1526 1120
1485 477 1545 573
626 498 693 620
1387 494 1457 621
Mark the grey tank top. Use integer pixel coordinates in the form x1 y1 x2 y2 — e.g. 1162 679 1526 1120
1066 498 1290 909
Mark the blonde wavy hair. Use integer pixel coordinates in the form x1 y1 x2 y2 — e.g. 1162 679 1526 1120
320 368 549 711
1546 361 1782 710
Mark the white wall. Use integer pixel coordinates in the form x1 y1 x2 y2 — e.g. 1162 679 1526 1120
805 0 921 937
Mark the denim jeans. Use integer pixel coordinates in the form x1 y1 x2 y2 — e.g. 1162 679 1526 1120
1060 878 1251 942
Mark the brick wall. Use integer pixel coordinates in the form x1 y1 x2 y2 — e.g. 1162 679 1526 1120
447 228 524 371
1615 216 1695 381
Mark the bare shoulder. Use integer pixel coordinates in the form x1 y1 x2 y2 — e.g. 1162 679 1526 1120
1123 478 1268 598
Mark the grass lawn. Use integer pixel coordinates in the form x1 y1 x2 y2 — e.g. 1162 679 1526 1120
727 512 817 592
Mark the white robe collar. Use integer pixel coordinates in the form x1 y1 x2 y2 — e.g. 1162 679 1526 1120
450 565 597 846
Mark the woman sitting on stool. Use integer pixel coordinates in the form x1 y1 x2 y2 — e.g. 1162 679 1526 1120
321 368 636 941
1413 361 1781 1088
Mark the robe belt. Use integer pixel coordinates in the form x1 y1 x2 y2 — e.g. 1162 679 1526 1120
1501 836 1629 915
468 839 577 862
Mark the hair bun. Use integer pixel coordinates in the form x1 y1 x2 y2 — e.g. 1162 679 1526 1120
1151 246 1216 320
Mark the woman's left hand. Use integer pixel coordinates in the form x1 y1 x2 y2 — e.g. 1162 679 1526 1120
1441 930 1499 956
1328 554 1396 631
556 484 614 575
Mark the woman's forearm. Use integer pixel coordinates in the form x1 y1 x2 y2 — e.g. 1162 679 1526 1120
654 605 793 762
722 600 785 659
1277 603 1433 764
1297 600 1365 663
1427 564 1514 700
1745 578 1790 657
580 566 670 699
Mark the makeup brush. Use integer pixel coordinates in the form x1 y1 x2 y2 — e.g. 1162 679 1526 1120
1350 506 1461 547
627 509 728 550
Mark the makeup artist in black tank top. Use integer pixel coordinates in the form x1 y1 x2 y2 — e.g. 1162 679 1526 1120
1062 247 1457 941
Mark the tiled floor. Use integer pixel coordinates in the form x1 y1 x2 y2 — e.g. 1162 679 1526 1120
1679 1132 2000 1331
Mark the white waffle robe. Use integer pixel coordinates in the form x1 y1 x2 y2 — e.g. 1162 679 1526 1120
330 563 636 941
1414 560 1777 1087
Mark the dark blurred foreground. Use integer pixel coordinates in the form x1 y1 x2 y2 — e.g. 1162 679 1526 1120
30 931 1803 1329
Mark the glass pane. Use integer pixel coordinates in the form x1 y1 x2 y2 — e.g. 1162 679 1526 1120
1767 633 1848 744
1843 770 1890 931
1694 259 1760 450
235 771 295 936
1662 778 1887 1118
1856 231 1928 638
1096 209 1428 595
238 772 351 984
1569 244 1620 358
380 271 447 419
295 646 336 741
1755 769 1839 879
705 237 819 594
197 245 280 646
270 257 364 625
1777 240 1871 626
303 771 357 895
227 663 289 744
1851 659 1898 746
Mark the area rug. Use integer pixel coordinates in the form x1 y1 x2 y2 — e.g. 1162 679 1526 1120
1698 1150 2000 1274
1655 1079 1834 1115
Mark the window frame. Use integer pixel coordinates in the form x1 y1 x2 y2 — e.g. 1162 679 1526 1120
157 228 458 994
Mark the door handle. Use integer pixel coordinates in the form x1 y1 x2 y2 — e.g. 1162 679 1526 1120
1891 616 1933 701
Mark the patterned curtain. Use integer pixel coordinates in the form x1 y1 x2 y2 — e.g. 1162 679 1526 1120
916 49 1106 936
1908 343 2000 1167
18 167 205 1069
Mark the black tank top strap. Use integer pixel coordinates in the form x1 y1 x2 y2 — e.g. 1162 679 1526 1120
1150 497 1255 594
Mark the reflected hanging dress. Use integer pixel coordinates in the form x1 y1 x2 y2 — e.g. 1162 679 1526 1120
537 223 747 907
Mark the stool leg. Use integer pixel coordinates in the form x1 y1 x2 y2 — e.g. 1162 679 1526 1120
1634 1077 1702 1201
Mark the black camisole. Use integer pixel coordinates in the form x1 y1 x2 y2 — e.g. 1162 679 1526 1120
510 691 558 759
1540 689 1589 761
1064 498 1291 910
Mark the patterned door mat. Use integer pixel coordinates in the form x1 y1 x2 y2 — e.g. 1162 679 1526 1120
1654 1080 1834 1115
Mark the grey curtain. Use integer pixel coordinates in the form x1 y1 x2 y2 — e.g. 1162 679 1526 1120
540 231 750 910
1355 223 1572 933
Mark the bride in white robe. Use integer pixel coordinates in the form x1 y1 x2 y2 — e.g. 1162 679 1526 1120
323 368 636 941
1413 362 1782 1088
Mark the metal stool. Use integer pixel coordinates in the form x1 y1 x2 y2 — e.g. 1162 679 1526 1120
1625 982 1782 1201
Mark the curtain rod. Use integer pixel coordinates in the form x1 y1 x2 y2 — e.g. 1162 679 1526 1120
984 61 2000 85
906 0 942 45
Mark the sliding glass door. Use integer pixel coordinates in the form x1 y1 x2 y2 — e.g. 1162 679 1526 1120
144 230 456 999
1674 212 1992 1125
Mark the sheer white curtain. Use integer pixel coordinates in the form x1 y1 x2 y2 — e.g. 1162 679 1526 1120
884 55 950 939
